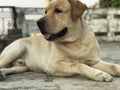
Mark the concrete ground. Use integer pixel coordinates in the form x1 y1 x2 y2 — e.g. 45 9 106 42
0 41 120 90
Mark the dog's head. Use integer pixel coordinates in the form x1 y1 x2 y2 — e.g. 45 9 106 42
37 0 87 42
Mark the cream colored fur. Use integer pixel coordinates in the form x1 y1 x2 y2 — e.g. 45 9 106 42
0 0 120 81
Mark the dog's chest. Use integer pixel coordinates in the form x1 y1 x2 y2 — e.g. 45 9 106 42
58 42 89 59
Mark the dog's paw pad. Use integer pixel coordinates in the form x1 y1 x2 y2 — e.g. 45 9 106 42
0 71 6 81
95 72 113 82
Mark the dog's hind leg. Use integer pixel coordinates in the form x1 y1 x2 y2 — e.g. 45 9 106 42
0 65 28 81
0 40 26 68
0 59 29 81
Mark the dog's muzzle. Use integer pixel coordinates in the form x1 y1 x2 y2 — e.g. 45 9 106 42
37 19 68 41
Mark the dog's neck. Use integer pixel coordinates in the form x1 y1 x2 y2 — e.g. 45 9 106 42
59 18 85 43
53 18 89 58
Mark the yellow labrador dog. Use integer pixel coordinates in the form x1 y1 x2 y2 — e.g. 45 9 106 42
0 0 120 81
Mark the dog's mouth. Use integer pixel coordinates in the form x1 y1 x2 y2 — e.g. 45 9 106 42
43 27 68 41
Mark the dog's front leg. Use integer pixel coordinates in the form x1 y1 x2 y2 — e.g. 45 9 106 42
92 60 120 76
52 62 113 82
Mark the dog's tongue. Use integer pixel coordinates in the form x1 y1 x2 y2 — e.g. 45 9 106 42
43 33 52 39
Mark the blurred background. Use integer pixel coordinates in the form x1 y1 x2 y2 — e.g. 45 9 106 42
0 0 120 50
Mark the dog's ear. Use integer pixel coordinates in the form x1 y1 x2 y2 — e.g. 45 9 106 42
68 0 87 21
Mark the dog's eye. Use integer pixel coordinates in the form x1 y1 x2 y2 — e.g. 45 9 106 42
54 8 63 13
45 10 47 14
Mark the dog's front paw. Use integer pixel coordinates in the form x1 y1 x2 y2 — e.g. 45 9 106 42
94 71 113 82
111 64 120 77
0 71 6 81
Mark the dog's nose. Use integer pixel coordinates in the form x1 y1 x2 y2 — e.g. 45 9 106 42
37 19 46 34
37 19 45 28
